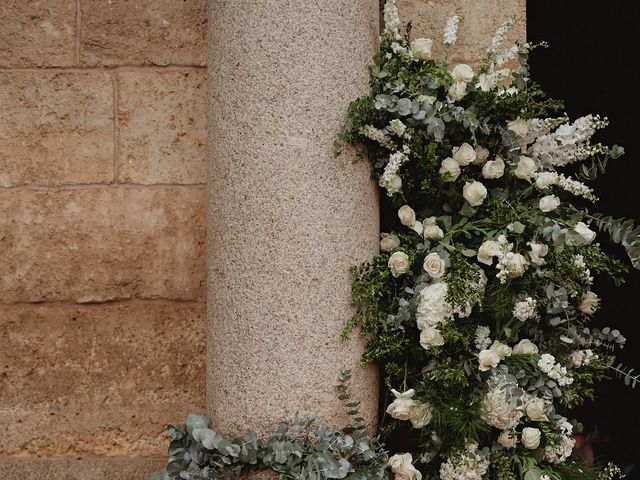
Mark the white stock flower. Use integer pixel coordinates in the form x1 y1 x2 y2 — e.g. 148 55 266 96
398 205 423 235
439 157 461 181
463 181 488 207
514 156 538 180
507 118 529 137
388 251 410 278
423 217 444 240
521 427 542 450
383 0 402 40
448 81 468 101
579 291 600 315
570 349 596 367
380 233 401 252
482 156 505 179
451 64 474 82
410 38 433 60
416 282 452 330
478 348 501 371
525 397 548 422
477 240 501 265
528 242 549 266
452 142 477 166
574 221 596 245
474 145 490 165
535 171 559 189
388 453 422 480
382 173 403 194
498 430 518 449
474 326 492 350
409 402 433 428
423 252 446 279
420 326 445 349
443 15 461 46
539 194 560 212
386 389 416 421
513 339 539 355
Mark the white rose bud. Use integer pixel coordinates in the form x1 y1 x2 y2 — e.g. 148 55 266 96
525 397 548 422
482 156 505 179
439 157 461 182
410 38 433 60
423 217 444 240
409 402 433 428
513 339 539 355
507 118 529 137
463 181 488 207
539 194 560 212
423 252 446 279
498 430 518 449
521 427 542 450
380 233 401 252
477 240 501 266
398 205 424 235
385 389 416 421
388 251 410 278
452 142 477 166
420 326 445 350
574 221 596 245
473 145 490 165
535 172 559 189
448 81 467 101
478 348 501 371
451 64 474 82
579 291 600 315
528 242 549 266
388 453 422 480
514 156 538 180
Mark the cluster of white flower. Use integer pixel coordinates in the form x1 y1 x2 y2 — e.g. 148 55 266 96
447 64 475 101
386 389 434 429
443 15 462 46
529 115 607 168
572 254 594 285
496 248 529 283
380 149 409 195
569 349 596 367
474 326 492 350
387 119 408 138
487 19 515 55
533 171 598 202
383 0 402 40
361 124 392 147
439 443 490 480
495 44 520 67
544 418 575 464
475 68 511 92
513 297 538 322
388 453 423 480
480 374 524 429
538 353 574 387
478 340 512 371
416 282 451 349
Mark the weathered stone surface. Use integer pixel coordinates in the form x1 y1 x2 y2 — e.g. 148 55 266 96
0 0 75 67
0 72 114 187
80 0 207 66
0 186 205 303
117 70 207 184
0 457 166 480
0 302 205 456
398 0 526 64
207 0 380 436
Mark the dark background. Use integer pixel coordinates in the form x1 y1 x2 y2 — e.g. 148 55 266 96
528 2 640 477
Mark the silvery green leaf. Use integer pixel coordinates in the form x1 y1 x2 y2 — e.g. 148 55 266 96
185 414 209 435
560 335 574 344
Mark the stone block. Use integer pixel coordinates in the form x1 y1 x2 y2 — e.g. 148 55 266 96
0 71 114 187
0 0 76 67
0 186 206 303
117 70 207 184
80 0 207 66
0 302 205 455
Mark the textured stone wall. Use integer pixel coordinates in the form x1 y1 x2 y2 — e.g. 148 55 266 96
0 0 208 475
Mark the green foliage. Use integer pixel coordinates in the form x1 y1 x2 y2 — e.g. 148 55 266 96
590 213 640 269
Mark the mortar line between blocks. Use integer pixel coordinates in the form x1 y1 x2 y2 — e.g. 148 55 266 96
0 299 205 309
0 183 206 191
0 65 207 73
112 71 119 183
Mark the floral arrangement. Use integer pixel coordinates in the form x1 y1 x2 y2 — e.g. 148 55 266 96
337 2 638 480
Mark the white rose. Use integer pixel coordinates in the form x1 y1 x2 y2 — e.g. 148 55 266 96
513 339 539 355
507 118 529 137
380 233 401 252
478 348 501 371
451 64 474 82
477 240 501 266
448 81 467 101
514 156 538 180
521 427 542 450
490 340 512 360
574 222 596 245
463 181 488 207
579 291 600 315
528 242 549 266
539 195 560 212
504 252 528 277
452 142 477 166
498 430 518 449
474 145 490 165
439 157 461 182
420 326 445 349
388 453 422 480
482 156 505 179
409 402 433 428
410 38 433 60
535 172 558 189
423 217 444 240
423 253 446 279
398 205 424 235
525 397 548 422
386 389 416 421
388 251 410 278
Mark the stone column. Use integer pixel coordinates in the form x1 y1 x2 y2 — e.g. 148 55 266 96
207 0 380 435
